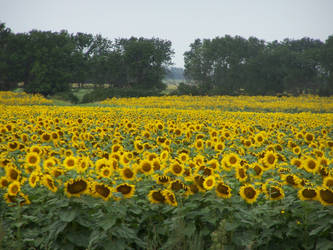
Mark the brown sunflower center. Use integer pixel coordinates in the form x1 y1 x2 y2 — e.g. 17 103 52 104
244 187 256 199
217 183 229 194
152 191 165 202
302 189 317 198
319 189 333 204
270 187 282 199
95 184 110 198
67 180 87 194
117 185 131 194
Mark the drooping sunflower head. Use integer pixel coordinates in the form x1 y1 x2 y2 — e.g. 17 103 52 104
235 166 248 182
264 185 285 201
162 190 177 206
92 182 112 201
42 174 57 192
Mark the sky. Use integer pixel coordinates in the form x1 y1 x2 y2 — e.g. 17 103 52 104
1 0 333 68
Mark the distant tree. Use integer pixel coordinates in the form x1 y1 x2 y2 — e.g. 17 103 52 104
165 67 185 80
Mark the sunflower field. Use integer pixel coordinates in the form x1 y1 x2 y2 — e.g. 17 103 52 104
1 93 333 250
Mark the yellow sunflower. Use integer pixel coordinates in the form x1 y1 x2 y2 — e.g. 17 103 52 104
115 183 135 198
6 165 21 182
203 176 216 190
28 171 40 188
264 185 285 201
148 189 166 204
42 174 58 192
120 167 136 181
8 181 21 196
26 152 40 166
64 178 89 198
239 184 260 204
215 181 232 199
92 182 112 201
297 187 318 201
162 190 177 206
318 188 333 206
262 151 278 168
235 166 248 182
302 157 319 173
170 161 185 176
63 156 77 170
140 160 154 175
0 176 10 189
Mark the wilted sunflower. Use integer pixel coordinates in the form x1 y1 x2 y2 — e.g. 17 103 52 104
92 182 112 201
148 189 165 204
64 178 89 197
26 152 40 166
115 183 135 198
297 187 317 201
239 184 259 204
155 175 170 185
203 176 216 190
8 181 21 196
215 181 232 199
318 188 333 206
162 190 177 206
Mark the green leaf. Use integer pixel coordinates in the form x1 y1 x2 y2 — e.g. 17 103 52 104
309 224 329 236
184 223 196 237
59 209 76 222
316 239 333 250
99 216 116 231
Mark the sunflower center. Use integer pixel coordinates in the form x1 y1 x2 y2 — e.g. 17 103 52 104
302 189 316 198
319 189 333 204
267 155 276 164
286 175 296 185
29 156 37 164
270 187 282 199
11 185 18 193
117 185 131 194
142 162 151 172
124 168 134 178
95 184 110 198
238 168 246 178
244 187 256 199
152 191 165 202
206 179 213 186
217 184 229 194
67 180 87 194
10 170 18 180
307 160 316 169
229 156 237 165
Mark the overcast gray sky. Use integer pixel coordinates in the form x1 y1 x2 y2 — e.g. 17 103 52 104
1 0 333 67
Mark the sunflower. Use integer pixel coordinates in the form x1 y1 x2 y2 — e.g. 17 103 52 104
162 190 177 206
64 178 89 197
235 166 248 182
178 152 189 163
28 172 40 188
152 158 163 171
225 153 240 167
41 132 52 143
148 189 166 204
264 185 285 201
0 176 10 189
304 132 315 144
318 188 333 206
239 184 259 204
221 158 232 171
215 181 232 199
156 175 170 185
214 142 225 152
254 133 265 145
291 158 302 168
6 166 21 182
63 156 77 170
112 144 123 153
42 174 58 192
207 159 220 170
160 150 169 162
92 182 112 201
194 139 204 151
120 167 135 181
170 161 184 176
292 146 301 155
99 166 113 178
282 174 301 188
263 151 278 168
77 157 90 173
26 152 40 166
193 174 205 191
115 183 135 198
140 160 154 175
8 181 21 196
251 163 263 178
203 176 216 190
302 157 319 173
169 179 186 192
323 176 333 189
8 141 19 151
297 187 317 201
134 140 144 153
43 158 56 169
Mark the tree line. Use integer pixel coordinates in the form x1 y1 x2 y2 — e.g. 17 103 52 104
183 35 333 96
1 22 333 98
0 22 174 96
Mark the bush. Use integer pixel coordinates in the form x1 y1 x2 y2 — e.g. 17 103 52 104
52 91 79 104
81 87 163 103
